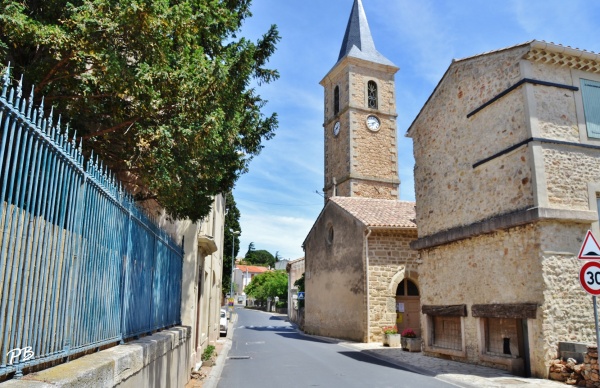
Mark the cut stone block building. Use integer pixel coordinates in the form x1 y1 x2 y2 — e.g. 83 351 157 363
407 41 600 377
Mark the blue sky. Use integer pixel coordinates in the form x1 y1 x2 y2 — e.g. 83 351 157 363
232 0 600 261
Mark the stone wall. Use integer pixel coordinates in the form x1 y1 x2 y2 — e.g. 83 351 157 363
408 42 600 378
367 229 419 342
539 222 597 365
544 146 600 210
409 45 534 236
304 203 367 342
322 57 399 200
1 327 190 388
418 221 596 377
419 225 542 373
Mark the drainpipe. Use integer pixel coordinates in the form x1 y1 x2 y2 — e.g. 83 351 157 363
365 227 372 342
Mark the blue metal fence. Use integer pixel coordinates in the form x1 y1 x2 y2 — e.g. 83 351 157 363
0 65 183 378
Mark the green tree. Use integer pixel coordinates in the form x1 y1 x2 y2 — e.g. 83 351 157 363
244 270 287 302
245 248 275 268
0 0 279 221
294 273 305 293
245 242 255 256
223 192 241 296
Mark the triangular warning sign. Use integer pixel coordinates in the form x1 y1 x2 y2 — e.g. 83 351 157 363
578 230 600 259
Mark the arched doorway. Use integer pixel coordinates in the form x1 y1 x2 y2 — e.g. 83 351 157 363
395 279 421 337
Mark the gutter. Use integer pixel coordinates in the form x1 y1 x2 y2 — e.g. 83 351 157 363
365 227 372 342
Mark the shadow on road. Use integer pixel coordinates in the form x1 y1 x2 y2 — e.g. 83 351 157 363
337 351 434 376
275 332 333 343
268 315 288 321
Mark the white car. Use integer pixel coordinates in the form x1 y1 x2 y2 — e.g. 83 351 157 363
219 309 228 335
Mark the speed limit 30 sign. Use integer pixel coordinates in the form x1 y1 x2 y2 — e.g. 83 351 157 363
580 261 600 295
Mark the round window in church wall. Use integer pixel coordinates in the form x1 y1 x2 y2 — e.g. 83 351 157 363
327 225 334 244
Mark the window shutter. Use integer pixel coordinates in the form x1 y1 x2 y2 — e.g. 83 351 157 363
581 78 600 139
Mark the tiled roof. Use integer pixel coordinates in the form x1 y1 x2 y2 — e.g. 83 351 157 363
236 265 270 273
329 197 416 229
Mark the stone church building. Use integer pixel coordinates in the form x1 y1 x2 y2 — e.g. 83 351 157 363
303 0 419 344
303 0 600 380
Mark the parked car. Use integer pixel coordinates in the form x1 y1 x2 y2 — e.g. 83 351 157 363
220 309 228 336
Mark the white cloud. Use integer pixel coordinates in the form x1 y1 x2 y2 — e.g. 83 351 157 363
237 212 318 261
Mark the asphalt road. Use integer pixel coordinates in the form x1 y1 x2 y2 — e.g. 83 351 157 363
217 307 456 388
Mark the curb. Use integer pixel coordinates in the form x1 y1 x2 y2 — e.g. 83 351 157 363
202 312 236 388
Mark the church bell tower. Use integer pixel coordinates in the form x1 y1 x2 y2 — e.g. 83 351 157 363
321 0 400 200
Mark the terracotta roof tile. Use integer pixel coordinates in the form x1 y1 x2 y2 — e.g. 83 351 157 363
329 197 416 229
236 265 270 273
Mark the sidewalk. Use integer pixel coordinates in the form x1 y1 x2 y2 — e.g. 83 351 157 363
201 311 566 388
340 341 567 388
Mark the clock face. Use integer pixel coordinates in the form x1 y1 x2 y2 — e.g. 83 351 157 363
333 121 341 136
366 115 380 131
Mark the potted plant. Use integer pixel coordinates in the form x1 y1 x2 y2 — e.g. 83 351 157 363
382 325 401 348
401 328 422 352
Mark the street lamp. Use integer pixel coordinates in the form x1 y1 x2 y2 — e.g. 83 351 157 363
230 229 240 300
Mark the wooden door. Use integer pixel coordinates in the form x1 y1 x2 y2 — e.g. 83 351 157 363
395 279 421 337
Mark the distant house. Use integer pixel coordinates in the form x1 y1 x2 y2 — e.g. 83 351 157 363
233 264 270 303
286 257 305 324
274 260 289 271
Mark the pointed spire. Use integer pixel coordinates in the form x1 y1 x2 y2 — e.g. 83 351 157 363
337 0 396 67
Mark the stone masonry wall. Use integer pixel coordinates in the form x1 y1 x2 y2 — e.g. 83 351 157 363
304 204 367 342
420 225 542 373
350 109 398 184
419 222 595 378
352 181 398 199
527 59 600 210
323 59 399 200
539 222 596 365
348 64 397 117
324 68 351 198
530 63 579 142
349 67 398 199
367 229 419 342
410 46 534 236
544 145 600 210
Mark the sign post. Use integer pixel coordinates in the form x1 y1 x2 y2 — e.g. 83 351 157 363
579 259 600 354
